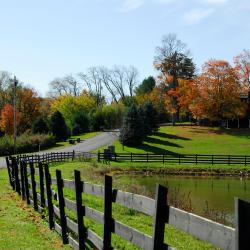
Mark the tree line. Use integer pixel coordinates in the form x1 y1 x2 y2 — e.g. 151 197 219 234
0 33 249 148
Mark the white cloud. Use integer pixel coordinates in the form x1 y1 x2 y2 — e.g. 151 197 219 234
183 8 214 25
120 0 145 12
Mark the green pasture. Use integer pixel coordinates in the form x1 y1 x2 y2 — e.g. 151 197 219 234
102 126 250 155
0 169 71 250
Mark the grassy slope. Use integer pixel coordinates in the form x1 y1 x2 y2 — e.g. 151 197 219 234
0 169 71 250
49 162 219 250
106 126 250 155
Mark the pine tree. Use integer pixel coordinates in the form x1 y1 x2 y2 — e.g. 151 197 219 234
119 104 145 146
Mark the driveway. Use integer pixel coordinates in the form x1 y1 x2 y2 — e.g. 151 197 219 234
0 131 119 169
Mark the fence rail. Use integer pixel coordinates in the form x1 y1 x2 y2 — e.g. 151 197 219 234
98 152 250 165
5 155 250 250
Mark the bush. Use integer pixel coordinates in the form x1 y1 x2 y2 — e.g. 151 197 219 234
0 133 55 156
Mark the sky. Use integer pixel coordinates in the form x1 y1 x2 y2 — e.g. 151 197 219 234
0 0 249 96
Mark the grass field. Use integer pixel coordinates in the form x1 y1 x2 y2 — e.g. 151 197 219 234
0 169 71 250
104 126 250 155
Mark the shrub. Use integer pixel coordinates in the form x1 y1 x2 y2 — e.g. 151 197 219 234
0 133 55 156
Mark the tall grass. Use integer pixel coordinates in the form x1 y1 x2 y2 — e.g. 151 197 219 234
0 133 55 156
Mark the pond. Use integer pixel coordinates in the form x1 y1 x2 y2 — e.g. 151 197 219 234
113 174 250 225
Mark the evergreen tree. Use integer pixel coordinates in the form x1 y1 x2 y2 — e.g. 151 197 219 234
50 111 69 140
32 117 49 134
119 104 145 146
141 102 159 135
135 76 156 96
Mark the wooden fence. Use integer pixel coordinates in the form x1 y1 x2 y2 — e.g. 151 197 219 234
98 152 250 165
5 156 250 250
14 151 96 165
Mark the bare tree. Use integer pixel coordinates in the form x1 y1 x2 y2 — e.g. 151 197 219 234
78 67 103 106
124 66 138 97
48 75 82 97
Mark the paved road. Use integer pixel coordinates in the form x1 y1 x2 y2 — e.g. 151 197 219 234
0 131 119 169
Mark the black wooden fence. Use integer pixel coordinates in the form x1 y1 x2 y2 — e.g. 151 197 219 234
5 156 250 250
15 151 95 165
98 152 250 165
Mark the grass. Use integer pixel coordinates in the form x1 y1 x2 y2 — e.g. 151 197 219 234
50 131 101 149
48 161 220 250
99 126 250 155
0 169 71 250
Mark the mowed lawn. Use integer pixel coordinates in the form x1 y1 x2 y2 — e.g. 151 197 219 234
0 169 71 250
112 126 250 155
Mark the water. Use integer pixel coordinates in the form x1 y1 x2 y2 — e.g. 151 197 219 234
114 174 250 225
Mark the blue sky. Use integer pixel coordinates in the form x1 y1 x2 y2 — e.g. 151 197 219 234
0 0 249 96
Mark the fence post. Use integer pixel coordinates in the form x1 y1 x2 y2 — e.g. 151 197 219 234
103 175 113 249
245 156 247 166
38 162 45 207
30 163 38 211
56 170 68 244
195 154 197 165
152 184 168 250
20 161 26 200
6 157 14 188
72 150 75 161
13 157 21 195
44 164 54 229
131 153 133 162
23 161 30 204
74 170 86 250
98 151 100 162
235 198 250 250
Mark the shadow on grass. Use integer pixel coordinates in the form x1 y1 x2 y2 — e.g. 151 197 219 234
145 137 183 148
154 132 191 141
133 143 179 155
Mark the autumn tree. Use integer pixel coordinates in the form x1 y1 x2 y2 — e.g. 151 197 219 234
191 60 247 122
0 104 21 135
234 49 250 90
154 33 195 124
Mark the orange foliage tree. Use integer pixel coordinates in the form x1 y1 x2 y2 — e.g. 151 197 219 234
190 60 247 121
0 104 21 135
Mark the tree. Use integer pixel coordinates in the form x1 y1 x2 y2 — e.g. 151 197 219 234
234 49 250 89
154 33 195 124
72 113 89 135
191 60 247 122
32 117 49 134
135 76 156 96
48 75 82 97
0 104 21 135
50 111 69 140
141 102 159 135
119 104 145 146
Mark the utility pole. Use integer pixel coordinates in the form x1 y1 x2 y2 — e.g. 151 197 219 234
13 76 18 155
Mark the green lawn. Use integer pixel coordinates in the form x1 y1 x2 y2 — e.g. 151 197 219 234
104 126 250 155
0 169 71 250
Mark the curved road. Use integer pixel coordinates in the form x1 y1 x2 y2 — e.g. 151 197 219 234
0 131 119 169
